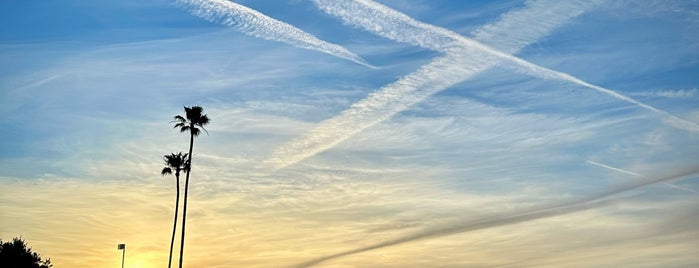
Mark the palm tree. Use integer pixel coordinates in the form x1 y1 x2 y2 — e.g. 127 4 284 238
172 106 209 268
161 152 189 268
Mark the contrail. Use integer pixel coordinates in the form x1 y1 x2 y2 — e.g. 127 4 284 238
471 0 599 54
16 75 63 91
313 0 600 54
265 49 493 169
294 167 699 267
587 160 644 177
176 0 375 68
314 0 699 132
265 0 601 169
587 160 697 193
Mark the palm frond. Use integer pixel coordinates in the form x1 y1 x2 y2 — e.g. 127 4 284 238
170 115 186 125
161 167 172 176
162 152 189 174
196 114 210 126
190 127 201 136
199 125 209 136
183 160 191 173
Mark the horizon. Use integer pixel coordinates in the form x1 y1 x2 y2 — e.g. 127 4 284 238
1 0 698 267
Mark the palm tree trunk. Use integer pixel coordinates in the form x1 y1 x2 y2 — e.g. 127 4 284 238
179 132 195 268
168 172 180 268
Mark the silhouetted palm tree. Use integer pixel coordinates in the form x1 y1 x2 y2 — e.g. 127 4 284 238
172 106 209 268
161 152 189 268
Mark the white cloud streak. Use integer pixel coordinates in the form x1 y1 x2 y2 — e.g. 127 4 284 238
587 160 643 177
587 160 697 193
15 74 63 91
632 88 698 98
513 66 699 132
295 166 699 267
314 0 699 133
176 0 375 68
264 50 488 169
314 0 598 54
265 0 601 169
471 0 599 54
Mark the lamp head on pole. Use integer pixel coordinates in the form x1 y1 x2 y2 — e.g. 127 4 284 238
118 243 126 250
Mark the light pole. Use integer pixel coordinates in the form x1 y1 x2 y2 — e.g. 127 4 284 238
117 243 126 268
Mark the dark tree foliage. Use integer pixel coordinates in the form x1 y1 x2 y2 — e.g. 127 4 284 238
0 237 52 268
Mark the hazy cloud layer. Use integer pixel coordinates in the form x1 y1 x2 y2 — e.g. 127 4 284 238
1 1 698 267
296 166 699 267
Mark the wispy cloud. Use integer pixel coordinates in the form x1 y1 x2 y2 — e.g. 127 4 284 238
315 0 699 133
471 0 601 53
587 160 643 177
632 88 698 98
265 0 601 169
176 0 375 68
14 74 63 91
3 1 698 267
508 65 699 132
264 50 485 169
313 0 601 54
588 160 697 193
295 166 699 267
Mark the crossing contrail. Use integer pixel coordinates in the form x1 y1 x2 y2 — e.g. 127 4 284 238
176 0 375 68
313 0 601 54
294 166 699 267
313 0 699 133
265 0 602 170
265 49 493 169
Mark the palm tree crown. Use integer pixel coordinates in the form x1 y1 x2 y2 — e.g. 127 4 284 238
161 152 190 176
173 106 210 137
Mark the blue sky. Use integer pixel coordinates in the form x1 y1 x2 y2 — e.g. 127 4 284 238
1 0 699 267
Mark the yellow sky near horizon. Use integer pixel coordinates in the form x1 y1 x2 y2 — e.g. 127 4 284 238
2 172 698 268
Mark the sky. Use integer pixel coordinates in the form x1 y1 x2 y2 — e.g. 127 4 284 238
1 0 698 267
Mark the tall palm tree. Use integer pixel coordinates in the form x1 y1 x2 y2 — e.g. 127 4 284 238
161 152 189 268
172 106 209 268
